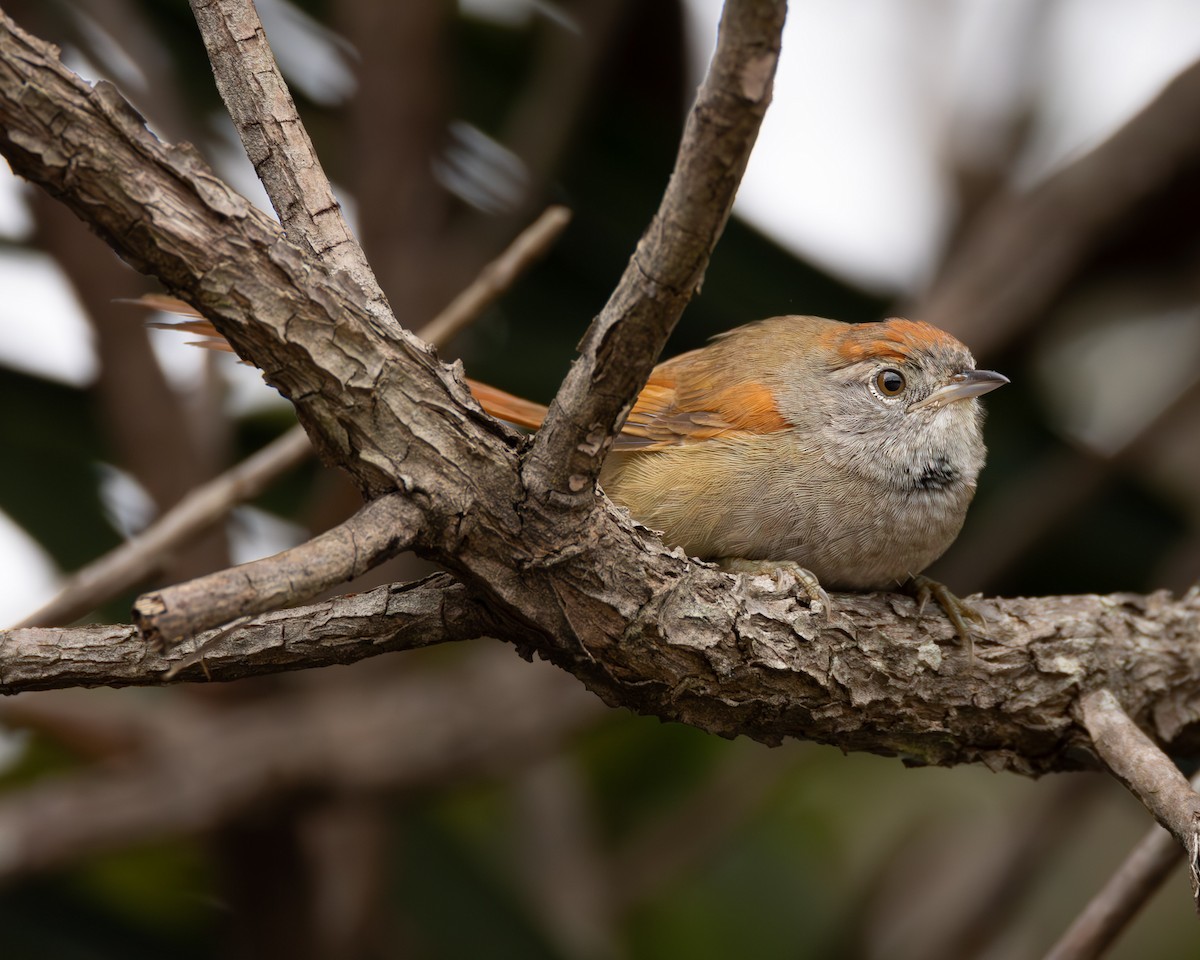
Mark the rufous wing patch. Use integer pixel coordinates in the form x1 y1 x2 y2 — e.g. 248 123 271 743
615 359 789 451
470 363 788 450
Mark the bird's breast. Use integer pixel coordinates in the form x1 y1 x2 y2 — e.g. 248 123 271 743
601 431 977 589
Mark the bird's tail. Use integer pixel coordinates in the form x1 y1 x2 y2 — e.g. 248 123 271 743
127 293 549 429
462 379 548 430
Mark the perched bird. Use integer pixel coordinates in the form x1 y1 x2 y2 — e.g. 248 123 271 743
469 315 1007 641
142 300 1005 645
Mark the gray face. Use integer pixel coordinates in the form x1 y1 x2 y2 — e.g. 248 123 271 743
816 347 997 496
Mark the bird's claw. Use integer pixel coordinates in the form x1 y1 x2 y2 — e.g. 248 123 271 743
904 574 986 663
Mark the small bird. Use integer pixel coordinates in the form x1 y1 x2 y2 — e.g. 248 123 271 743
142 300 1005 644
469 315 1007 640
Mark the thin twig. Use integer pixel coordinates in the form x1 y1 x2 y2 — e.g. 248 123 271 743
925 775 1099 960
419 205 572 347
15 425 312 628
1079 689 1200 909
188 0 396 333
1042 779 1199 960
132 492 422 649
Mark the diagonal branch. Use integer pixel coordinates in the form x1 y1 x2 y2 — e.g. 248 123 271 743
1078 688 1200 908
419 204 572 347
14 425 313 629
12 204 570 630
1042 776 1200 960
522 0 785 502
188 0 396 334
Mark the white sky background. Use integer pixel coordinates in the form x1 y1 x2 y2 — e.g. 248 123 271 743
3 0 1200 622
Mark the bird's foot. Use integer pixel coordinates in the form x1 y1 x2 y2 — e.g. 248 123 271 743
902 574 987 662
719 558 830 620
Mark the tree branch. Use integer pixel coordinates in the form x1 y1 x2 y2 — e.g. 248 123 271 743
1042 778 1199 959
522 0 785 502
1 574 492 692
188 0 396 334
418 204 572 347
7 582 1200 783
14 425 313 629
13 199 570 631
132 492 423 648
1078 688 1200 909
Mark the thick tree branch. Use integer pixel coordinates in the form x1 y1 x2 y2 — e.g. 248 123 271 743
14 201 570 631
7 583 1200 783
188 0 396 334
132 492 423 647
523 0 785 502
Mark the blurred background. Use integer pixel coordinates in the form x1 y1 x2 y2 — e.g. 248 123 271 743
2 0 1200 957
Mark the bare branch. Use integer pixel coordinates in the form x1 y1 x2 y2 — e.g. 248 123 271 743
132 493 422 648
188 0 396 334
7 581 1200 785
1042 782 1197 960
419 204 572 347
14 425 312 629
15 198 571 630
523 0 785 501
117 200 570 643
1079 689 1200 907
923 776 1099 960
1 574 493 692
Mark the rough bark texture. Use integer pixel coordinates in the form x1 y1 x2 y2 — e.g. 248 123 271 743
6 578 1200 777
2 575 495 690
132 492 422 647
188 0 395 332
3 6 1200 781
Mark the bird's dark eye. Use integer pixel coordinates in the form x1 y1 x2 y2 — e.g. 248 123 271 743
875 369 906 397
